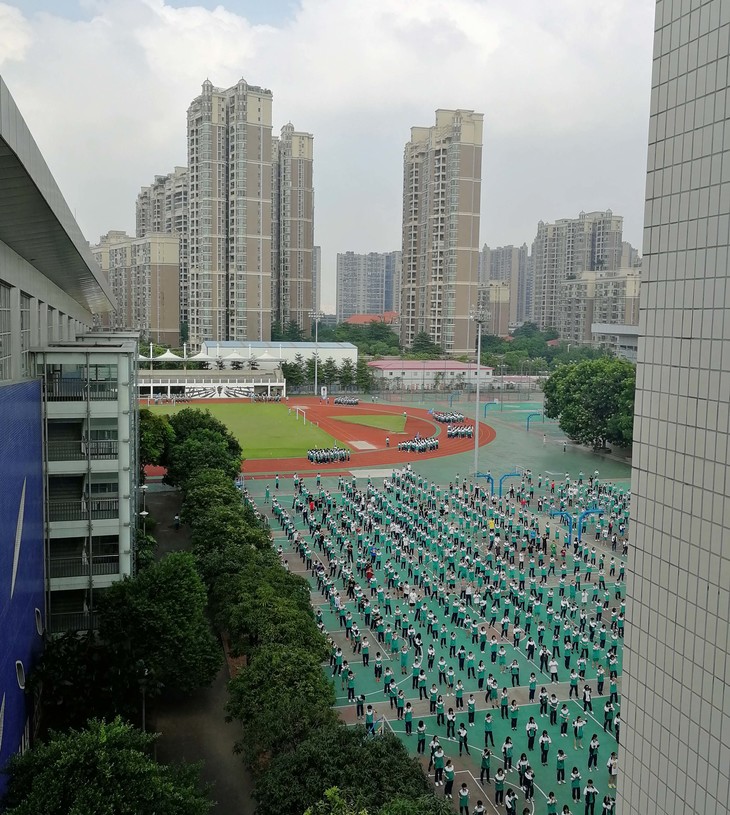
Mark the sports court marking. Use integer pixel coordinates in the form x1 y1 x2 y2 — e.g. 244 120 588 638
350 441 377 450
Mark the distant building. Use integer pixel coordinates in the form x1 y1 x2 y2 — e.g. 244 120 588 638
532 210 624 331
478 282 511 336
312 245 321 312
336 251 401 322
201 340 357 369
368 359 493 390
401 109 483 354
479 243 530 325
590 323 640 361
344 312 399 326
556 268 640 343
272 124 315 334
135 166 189 325
92 231 181 346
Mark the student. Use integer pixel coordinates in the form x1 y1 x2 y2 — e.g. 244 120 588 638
517 753 529 788
494 768 506 805
573 715 585 750
540 729 552 766
526 716 538 751
458 783 470 815
549 694 559 725
588 734 600 769
583 779 599 815
546 792 558 815
468 693 476 726
556 748 566 784
480 748 491 784
428 735 440 772
510 700 519 731
444 759 455 799
446 707 456 738
502 736 514 771
606 752 618 789
602 701 614 733
458 723 471 756
433 745 445 785
539 687 549 717
614 713 620 745
483 712 495 747
355 693 365 720
523 765 535 801
365 704 376 735
417 720 426 754
601 796 615 815
404 702 413 735
504 789 517 815
473 800 485 815
560 703 571 737
570 767 582 802
583 684 593 713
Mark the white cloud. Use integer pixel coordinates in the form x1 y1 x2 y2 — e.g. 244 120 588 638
0 0 655 311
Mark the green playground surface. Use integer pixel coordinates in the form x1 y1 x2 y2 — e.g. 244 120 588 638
146 402 345 458
269 479 625 815
335 413 408 433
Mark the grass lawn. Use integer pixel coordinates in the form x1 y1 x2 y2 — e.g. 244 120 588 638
334 413 407 433
146 402 346 459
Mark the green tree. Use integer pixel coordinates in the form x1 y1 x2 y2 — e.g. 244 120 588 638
338 359 355 389
139 408 174 470
254 727 430 815
98 552 220 696
409 332 442 359
321 357 338 387
543 357 636 448
2 717 211 815
281 359 305 388
166 428 241 487
226 645 337 768
305 788 368 815
306 356 317 385
378 796 453 815
180 321 189 344
180 469 242 523
285 321 305 341
166 407 242 462
355 358 374 392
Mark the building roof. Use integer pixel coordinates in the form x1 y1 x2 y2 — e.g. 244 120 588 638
344 312 399 325
0 78 115 314
368 360 493 372
202 341 357 352
591 323 640 337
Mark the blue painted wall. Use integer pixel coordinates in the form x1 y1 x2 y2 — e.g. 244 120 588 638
0 380 44 798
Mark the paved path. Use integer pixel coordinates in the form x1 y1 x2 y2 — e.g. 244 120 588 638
147 489 256 815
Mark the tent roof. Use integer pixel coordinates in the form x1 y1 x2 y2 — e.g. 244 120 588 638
153 349 183 361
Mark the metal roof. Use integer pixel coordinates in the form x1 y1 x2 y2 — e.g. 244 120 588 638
0 77 114 314
206 341 357 351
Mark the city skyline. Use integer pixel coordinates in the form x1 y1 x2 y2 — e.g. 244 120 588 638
0 0 654 313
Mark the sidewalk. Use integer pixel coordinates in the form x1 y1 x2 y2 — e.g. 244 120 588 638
147 488 256 815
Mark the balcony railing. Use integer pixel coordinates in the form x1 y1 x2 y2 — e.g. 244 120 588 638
48 611 99 634
47 440 119 461
48 554 120 579
45 381 118 401
48 498 119 522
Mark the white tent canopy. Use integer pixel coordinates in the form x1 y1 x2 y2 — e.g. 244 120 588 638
221 350 246 362
138 354 149 362
186 349 213 361
153 349 183 362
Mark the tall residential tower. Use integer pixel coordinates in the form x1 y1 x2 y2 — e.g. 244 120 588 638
401 109 483 354
187 79 274 347
620 1 730 814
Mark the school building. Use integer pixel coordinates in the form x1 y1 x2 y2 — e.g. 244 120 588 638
368 360 494 391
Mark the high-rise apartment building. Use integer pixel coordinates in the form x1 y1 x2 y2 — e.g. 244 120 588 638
312 245 321 312
92 231 181 345
478 281 510 336
621 2 730 814
401 109 483 354
136 166 189 326
272 123 314 335
187 79 274 347
531 210 623 331
336 251 402 322
480 243 530 326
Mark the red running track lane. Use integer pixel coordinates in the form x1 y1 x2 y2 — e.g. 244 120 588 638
142 398 496 479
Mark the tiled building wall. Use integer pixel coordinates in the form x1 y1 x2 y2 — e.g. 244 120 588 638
622 1 730 813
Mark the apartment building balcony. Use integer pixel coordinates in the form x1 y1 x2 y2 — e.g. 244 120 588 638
47 440 119 461
48 611 99 634
48 498 119 522
45 380 118 401
48 552 120 579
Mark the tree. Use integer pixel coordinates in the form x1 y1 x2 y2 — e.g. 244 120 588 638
285 321 305 342
321 357 338 387
378 796 453 815
2 717 211 815
166 428 241 487
254 726 430 815
306 356 317 385
166 407 242 463
355 359 374 392
227 645 337 769
543 357 636 448
281 360 305 388
409 332 441 359
139 408 174 470
305 788 368 815
98 552 221 697
180 470 242 524
338 359 355 390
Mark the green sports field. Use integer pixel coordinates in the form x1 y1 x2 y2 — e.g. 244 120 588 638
147 402 345 459
335 413 407 432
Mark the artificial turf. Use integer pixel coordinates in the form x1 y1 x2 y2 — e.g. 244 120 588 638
334 413 408 433
146 402 346 459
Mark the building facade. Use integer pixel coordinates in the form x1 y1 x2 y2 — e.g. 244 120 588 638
135 166 189 326
336 250 402 322
272 124 314 334
478 281 511 336
620 2 730 814
312 244 321 312
0 76 136 794
92 231 180 346
368 359 493 390
401 109 483 354
187 78 274 347
480 243 529 325
531 210 624 331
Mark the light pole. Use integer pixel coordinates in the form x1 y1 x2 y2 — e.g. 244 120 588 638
310 310 324 397
470 308 488 476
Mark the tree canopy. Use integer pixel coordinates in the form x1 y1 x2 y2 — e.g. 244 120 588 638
139 408 174 469
1 718 211 815
543 357 636 448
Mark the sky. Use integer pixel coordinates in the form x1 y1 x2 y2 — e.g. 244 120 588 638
0 0 656 313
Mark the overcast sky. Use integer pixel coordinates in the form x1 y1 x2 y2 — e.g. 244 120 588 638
1 0 655 313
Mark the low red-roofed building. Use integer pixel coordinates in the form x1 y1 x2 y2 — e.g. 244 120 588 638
368 359 493 390
344 312 399 326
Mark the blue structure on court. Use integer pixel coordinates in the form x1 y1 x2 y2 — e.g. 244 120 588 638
0 380 45 797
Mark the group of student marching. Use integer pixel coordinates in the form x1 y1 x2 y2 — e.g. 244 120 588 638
433 411 465 423
334 396 360 405
269 465 628 815
446 424 475 439
306 447 352 463
397 435 440 453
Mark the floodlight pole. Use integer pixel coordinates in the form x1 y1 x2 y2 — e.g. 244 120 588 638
470 307 489 477
310 310 324 397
